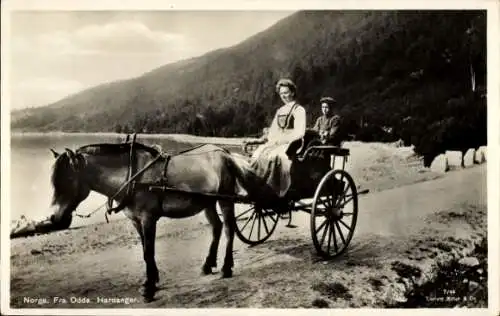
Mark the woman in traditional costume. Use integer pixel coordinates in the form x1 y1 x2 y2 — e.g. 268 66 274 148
244 78 306 198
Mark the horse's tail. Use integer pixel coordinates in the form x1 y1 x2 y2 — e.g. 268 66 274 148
224 153 278 204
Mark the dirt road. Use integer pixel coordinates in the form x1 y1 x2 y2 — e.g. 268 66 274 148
10 165 486 308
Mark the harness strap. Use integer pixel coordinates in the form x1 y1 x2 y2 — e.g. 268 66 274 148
107 133 137 214
162 155 171 181
106 152 163 214
76 138 228 222
105 140 226 216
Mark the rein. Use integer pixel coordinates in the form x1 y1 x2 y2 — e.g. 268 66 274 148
74 134 163 222
74 147 164 222
73 136 226 223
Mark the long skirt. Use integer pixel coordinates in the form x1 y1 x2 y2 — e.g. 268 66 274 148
250 142 292 198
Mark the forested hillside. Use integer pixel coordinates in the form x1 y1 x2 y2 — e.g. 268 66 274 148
11 11 486 165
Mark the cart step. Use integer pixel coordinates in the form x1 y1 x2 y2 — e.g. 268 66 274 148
358 189 370 195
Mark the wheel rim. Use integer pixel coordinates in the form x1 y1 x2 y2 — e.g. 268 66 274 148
235 205 279 245
311 169 358 259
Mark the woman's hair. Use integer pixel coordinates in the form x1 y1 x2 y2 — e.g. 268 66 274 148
275 78 297 95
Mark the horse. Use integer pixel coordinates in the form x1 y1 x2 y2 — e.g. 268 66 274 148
48 141 266 302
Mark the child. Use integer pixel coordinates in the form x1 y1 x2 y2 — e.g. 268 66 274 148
313 96 340 144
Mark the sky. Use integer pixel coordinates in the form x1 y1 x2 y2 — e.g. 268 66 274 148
8 11 293 110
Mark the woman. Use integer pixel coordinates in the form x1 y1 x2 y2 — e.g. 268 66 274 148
244 78 306 198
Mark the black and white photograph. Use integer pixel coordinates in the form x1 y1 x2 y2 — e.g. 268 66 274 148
1 0 498 315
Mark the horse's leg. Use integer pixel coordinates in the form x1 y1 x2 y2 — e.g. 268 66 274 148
131 218 144 248
140 214 159 302
202 203 222 275
219 200 235 278
131 218 155 287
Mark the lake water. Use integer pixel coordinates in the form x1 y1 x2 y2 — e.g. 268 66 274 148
9 133 241 227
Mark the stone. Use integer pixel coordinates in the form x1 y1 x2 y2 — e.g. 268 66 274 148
386 283 408 304
478 146 487 162
463 149 475 167
445 150 463 169
458 257 480 267
474 147 485 164
468 281 480 291
390 139 404 147
430 154 449 173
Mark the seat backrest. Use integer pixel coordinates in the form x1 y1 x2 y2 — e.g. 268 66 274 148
285 129 321 158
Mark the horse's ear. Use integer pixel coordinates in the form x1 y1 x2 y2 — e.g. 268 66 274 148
50 149 60 158
65 148 77 168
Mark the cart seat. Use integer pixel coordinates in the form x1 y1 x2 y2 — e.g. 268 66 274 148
286 129 350 162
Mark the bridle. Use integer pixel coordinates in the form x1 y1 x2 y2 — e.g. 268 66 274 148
73 134 166 222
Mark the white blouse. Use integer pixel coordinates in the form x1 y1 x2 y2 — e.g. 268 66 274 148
267 101 306 145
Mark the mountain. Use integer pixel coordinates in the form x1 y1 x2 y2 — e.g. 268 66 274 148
11 11 486 164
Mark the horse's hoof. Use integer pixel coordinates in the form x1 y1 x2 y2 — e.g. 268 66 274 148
221 269 233 278
142 295 156 303
139 284 158 301
140 290 156 303
202 265 213 275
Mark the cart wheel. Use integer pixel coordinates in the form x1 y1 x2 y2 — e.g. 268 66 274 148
235 204 279 245
310 169 358 259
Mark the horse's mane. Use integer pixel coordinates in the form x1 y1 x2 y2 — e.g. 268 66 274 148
50 154 74 205
76 142 160 156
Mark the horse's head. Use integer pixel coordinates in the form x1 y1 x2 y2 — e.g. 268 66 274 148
48 148 90 229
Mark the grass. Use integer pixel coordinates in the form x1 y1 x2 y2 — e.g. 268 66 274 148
387 237 487 308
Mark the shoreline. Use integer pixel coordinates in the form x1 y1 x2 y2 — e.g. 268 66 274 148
9 136 438 235
9 131 252 146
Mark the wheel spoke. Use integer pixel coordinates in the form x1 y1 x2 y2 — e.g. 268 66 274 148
249 211 258 239
269 212 278 224
322 193 333 207
341 181 349 197
338 195 355 208
328 195 337 208
327 221 332 254
261 212 270 234
332 221 338 253
335 221 346 245
315 218 328 236
240 211 255 231
342 212 354 216
318 195 331 208
320 220 330 247
339 218 353 232
333 182 350 205
236 206 255 220
257 211 262 239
